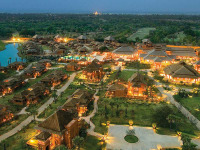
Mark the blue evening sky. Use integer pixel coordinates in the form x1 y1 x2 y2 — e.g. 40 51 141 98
0 0 200 14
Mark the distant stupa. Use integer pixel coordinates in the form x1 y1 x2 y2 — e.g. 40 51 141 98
94 11 101 15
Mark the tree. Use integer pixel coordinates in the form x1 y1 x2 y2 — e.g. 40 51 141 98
72 136 84 150
126 129 135 135
30 109 38 121
153 105 173 128
79 128 87 138
52 90 58 102
54 145 68 150
181 134 197 150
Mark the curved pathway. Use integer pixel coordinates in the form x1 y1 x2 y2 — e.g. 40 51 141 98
81 89 103 138
0 72 77 142
155 80 200 130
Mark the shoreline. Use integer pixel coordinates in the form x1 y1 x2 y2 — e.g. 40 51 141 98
0 40 6 51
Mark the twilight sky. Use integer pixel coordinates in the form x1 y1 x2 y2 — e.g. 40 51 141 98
0 0 200 14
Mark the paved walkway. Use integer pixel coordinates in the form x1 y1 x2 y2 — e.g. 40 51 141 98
106 125 182 150
155 81 200 130
0 72 77 142
81 89 103 138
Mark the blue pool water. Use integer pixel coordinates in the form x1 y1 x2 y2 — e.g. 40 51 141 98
0 43 23 67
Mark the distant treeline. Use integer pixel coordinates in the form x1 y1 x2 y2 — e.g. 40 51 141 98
0 14 200 45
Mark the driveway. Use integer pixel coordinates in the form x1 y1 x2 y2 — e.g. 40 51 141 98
106 125 182 150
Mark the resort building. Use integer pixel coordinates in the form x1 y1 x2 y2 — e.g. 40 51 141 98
112 46 138 61
166 46 198 61
1 75 25 95
106 83 127 97
62 89 94 116
82 61 104 82
24 63 47 78
38 59 52 68
139 44 175 69
77 58 88 66
77 35 87 43
127 72 149 99
27 110 81 150
194 60 200 73
12 83 50 105
41 70 68 87
65 62 80 71
104 36 115 43
137 39 154 54
163 61 200 84
0 105 14 125
8 62 25 71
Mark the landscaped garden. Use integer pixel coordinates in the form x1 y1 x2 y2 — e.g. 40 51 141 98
92 88 200 137
174 89 200 120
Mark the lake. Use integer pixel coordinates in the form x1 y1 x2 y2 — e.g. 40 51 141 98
0 43 23 67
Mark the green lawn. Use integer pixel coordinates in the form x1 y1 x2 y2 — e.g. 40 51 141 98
125 62 151 69
80 136 106 150
164 31 186 43
0 115 28 135
127 27 156 41
119 70 136 81
124 135 138 143
0 121 37 150
176 96 200 120
0 40 6 51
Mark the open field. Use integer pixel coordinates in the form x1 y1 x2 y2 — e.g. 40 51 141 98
127 27 156 41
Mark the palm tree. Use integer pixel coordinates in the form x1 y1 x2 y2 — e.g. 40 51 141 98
30 109 38 121
72 136 84 150
52 90 58 102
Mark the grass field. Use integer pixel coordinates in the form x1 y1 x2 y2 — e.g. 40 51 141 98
127 27 156 41
0 40 6 51
176 96 200 120
0 121 37 150
80 136 106 150
164 31 186 43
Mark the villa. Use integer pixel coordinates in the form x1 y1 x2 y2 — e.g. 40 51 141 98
82 61 104 82
24 63 47 78
139 44 176 69
104 36 115 43
65 62 80 71
41 70 68 87
127 72 149 100
112 46 138 61
107 83 127 97
38 59 52 68
27 110 81 150
163 61 200 84
77 35 87 43
1 75 25 95
62 89 94 116
12 83 50 105
0 105 14 125
8 62 26 71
